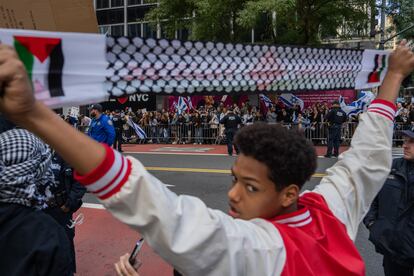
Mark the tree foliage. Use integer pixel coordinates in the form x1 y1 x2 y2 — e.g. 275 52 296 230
147 0 374 45
387 0 414 39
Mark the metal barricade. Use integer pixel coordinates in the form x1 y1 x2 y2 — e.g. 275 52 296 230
115 120 414 146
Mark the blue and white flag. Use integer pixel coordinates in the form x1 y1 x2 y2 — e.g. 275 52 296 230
127 117 147 139
279 94 304 110
176 96 189 115
259 94 273 108
339 91 375 116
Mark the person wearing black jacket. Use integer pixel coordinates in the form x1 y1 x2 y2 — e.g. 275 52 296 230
112 110 125 152
324 101 347 158
364 130 414 276
0 128 72 276
220 108 242 156
44 151 87 275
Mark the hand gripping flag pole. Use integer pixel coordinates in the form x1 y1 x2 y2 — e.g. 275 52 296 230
0 28 390 109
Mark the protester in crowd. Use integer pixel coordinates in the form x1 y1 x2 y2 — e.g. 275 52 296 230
324 100 347 158
190 111 201 145
364 129 414 276
242 109 253 125
1 42 412 276
0 128 72 275
87 103 115 146
266 107 277 123
220 107 242 156
209 111 220 143
79 114 91 127
44 150 86 274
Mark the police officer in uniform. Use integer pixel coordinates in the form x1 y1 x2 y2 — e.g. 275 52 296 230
88 104 115 146
325 100 347 158
112 110 125 152
44 151 87 274
220 108 242 156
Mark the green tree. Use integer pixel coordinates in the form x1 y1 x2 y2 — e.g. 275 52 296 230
147 0 373 45
387 0 414 39
238 0 373 45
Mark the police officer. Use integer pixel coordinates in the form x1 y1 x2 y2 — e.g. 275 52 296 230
364 130 414 276
44 151 87 275
324 100 347 158
112 110 125 152
220 107 242 156
88 104 115 146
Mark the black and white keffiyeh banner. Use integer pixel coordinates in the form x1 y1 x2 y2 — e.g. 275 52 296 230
0 29 389 108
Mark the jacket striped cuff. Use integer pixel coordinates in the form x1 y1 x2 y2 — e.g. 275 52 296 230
74 144 132 200
367 99 396 121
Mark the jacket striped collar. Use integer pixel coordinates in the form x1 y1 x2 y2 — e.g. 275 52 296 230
271 206 312 228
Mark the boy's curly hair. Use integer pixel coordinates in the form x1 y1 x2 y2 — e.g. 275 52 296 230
234 123 317 191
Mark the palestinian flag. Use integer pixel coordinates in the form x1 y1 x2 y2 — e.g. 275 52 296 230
14 36 65 98
0 29 107 108
367 54 387 84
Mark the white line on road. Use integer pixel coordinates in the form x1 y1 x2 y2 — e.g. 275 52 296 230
124 151 229 156
82 203 105 209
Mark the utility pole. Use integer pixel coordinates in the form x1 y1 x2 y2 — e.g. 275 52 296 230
124 0 128 36
379 0 386 49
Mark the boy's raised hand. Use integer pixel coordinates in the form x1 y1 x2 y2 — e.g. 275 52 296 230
388 40 414 79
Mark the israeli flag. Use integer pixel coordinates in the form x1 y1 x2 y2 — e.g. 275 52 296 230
176 96 189 115
127 117 147 139
259 94 273 108
339 91 375 116
279 93 304 110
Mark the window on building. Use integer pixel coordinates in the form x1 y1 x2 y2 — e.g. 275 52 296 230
96 0 110 9
98 25 111 35
128 0 142 5
111 0 124 7
176 28 190 40
128 23 142 37
111 25 125 36
143 23 157 38
127 5 154 22
96 8 124 25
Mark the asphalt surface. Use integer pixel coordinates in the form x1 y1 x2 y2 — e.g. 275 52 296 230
84 152 385 276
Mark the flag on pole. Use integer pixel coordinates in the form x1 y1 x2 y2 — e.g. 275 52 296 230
279 94 304 110
259 94 274 108
184 96 194 110
176 96 189 115
338 91 375 116
127 118 147 139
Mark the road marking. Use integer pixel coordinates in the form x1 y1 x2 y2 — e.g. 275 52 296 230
125 151 228 156
82 203 105 209
145 166 327 178
146 166 230 174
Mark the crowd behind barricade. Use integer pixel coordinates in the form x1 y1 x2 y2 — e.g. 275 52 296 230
60 98 414 146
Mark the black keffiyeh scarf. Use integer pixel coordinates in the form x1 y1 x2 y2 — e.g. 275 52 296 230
0 129 57 209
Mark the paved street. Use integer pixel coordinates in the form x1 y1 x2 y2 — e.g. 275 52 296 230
75 145 390 275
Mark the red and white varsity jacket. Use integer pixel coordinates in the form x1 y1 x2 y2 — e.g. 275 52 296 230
75 99 396 276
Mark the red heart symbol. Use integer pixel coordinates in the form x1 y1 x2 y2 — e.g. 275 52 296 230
117 97 128 104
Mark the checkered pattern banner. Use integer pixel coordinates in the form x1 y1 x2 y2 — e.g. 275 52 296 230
105 36 389 97
0 29 390 108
